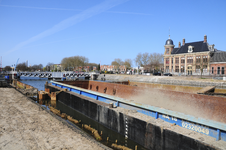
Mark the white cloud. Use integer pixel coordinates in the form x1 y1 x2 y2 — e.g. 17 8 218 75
4 0 129 55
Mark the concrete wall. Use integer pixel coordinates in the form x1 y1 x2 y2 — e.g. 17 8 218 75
98 74 226 89
46 84 218 150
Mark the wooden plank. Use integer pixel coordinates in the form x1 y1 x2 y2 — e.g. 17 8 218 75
197 86 216 94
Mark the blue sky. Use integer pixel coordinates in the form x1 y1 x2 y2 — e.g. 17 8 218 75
0 0 226 67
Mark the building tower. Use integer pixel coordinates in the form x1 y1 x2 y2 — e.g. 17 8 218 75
164 35 175 55
164 36 175 73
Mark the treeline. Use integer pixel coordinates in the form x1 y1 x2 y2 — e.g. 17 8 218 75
111 58 133 70
61 56 98 71
3 62 43 71
3 52 163 72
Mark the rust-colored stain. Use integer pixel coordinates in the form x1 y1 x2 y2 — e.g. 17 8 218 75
17 81 34 89
57 80 226 124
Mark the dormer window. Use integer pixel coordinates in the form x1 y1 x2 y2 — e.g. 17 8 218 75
209 44 215 51
188 45 194 53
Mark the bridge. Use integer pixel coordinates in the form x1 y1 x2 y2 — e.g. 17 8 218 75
18 71 99 80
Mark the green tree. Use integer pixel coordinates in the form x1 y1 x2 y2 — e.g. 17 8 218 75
97 64 100 71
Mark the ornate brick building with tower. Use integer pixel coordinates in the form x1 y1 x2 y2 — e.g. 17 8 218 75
163 35 226 76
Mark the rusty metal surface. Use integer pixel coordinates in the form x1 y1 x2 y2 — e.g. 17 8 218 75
57 80 226 124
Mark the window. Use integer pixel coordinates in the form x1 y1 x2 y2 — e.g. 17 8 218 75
222 67 225 74
188 45 194 53
171 58 173 64
196 65 200 73
203 56 208 63
181 57 185 64
203 65 207 72
187 57 193 63
175 58 179 64
196 56 201 63
166 66 169 72
175 66 179 72
166 48 169 54
181 66 184 73
166 58 169 64
212 67 214 74
218 67 220 74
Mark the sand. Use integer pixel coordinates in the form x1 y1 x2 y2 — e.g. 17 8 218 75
0 88 109 150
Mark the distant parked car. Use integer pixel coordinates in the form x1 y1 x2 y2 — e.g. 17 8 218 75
153 72 161 76
163 73 172 76
143 72 151 75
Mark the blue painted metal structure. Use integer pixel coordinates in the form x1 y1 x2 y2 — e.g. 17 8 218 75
51 81 226 141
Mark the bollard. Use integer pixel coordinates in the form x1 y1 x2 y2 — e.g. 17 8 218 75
107 137 109 142
109 103 113 108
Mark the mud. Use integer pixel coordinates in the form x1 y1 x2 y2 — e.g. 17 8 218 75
0 88 109 150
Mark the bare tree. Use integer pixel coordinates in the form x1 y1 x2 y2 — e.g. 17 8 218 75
46 62 54 71
61 56 89 71
17 63 28 71
124 59 133 70
135 53 143 66
4 66 12 71
111 58 123 71
30 64 43 71
147 53 163 71
135 52 149 67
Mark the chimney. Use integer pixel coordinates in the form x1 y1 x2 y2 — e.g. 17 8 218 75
204 35 207 43
183 38 185 46
178 42 181 48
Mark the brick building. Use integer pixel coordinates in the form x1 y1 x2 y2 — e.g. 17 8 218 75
163 35 226 76
100 65 126 72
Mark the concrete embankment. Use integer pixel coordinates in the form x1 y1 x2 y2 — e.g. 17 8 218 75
0 88 109 150
98 74 226 89
46 83 226 150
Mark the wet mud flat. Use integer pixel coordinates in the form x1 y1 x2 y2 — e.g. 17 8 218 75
0 88 109 150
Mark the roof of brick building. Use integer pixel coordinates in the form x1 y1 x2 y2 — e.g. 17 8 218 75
171 41 209 54
210 51 226 62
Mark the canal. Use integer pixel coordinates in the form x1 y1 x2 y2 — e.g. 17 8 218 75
20 78 146 150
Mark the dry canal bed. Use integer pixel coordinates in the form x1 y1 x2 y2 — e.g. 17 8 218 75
0 88 109 150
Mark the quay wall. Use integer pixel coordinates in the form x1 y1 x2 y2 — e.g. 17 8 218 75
98 74 226 89
46 84 218 150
